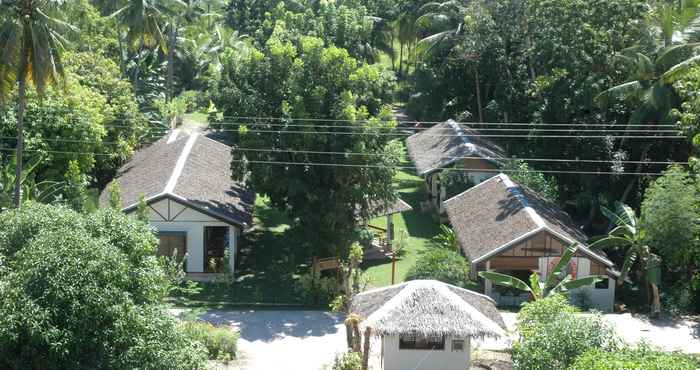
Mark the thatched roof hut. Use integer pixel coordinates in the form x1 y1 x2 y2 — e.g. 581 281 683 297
351 280 505 339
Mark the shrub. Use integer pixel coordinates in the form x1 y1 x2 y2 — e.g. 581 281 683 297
569 343 698 370
331 351 362 370
513 313 618 370
296 272 342 306
516 294 579 338
0 203 207 369
405 247 473 288
181 321 238 363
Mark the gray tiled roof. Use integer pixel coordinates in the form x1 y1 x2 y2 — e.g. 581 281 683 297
444 174 612 266
99 130 254 227
405 120 506 176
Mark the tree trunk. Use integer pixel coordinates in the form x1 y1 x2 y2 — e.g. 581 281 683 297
167 24 176 101
620 143 652 203
13 35 29 209
352 320 361 352
117 26 126 76
13 73 27 208
390 32 395 71
398 42 404 77
474 67 484 123
650 282 661 318
361 327 371 370
345 321 354 349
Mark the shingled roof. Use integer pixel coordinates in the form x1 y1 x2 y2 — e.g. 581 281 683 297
405 120 506 176
444 174 614 268
99 130 254 227
351 280 505 338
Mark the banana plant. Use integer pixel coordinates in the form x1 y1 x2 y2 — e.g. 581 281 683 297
479 243 604 300
0 155 64 211
590 202 661 316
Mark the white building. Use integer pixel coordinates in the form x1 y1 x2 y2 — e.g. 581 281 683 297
100 130 254 277
351 280 505 370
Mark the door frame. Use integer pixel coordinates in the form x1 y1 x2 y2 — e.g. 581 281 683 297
203 226 229 273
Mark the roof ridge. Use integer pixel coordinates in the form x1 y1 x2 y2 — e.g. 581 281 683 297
198 132 233 149
164 133 199 194
499 174 546 228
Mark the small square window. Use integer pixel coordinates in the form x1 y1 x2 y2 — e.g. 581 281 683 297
452 339 465 351
595 278 610 289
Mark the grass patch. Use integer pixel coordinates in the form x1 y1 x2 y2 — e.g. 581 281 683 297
362 169 441 287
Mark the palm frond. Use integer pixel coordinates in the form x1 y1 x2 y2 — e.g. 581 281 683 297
595 80 643 108
662 54 700 84
478 271 532 293
545 243 577 288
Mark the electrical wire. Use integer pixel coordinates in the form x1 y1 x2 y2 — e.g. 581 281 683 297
231 147 687 165
230 159 667 176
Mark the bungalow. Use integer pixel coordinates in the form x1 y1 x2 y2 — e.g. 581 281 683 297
444 174 618 311
99 130 254 278
405 120 506 213
351 280 505 370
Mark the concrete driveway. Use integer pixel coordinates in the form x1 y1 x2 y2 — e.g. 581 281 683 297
174 309 348 370
172 309 700 370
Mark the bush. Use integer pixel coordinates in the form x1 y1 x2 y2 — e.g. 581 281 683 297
405 248 473 288
331 351 362 370
569 343 698 370
0 203 207 369
181 321 238 362
516 294 579 338
296 272 342 306
513 313 618 370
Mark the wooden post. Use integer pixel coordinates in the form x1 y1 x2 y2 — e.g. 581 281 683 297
386 213 394 249
361 327 372 370
391 251 396 285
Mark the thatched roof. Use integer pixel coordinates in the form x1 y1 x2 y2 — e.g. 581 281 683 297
444 174 615 270
99 130 255 227
350 280 505 338
405 120 506 176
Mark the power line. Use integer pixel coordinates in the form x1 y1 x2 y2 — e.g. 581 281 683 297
231 159 666 176
212 128 686 139
205 121 681 133
0 147 671 175
232 147 687 165
0 135 163 146
217 115 680 127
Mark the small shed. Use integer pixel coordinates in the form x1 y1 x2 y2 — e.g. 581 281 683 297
351 280 505 370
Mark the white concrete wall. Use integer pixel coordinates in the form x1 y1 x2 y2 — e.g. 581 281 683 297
540 256 615 312
136 198 238 273
382 335 470 370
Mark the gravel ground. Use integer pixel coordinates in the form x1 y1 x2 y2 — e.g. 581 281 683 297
171 309 700 370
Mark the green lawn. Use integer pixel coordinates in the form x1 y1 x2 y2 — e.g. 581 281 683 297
362 169 441 287
169 169 440 306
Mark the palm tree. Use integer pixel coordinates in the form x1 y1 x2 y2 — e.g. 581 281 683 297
596 44 700 201
110 0 170 92
589 202 661 316
0 0 72 208
479 243 604 301
415 0 487 121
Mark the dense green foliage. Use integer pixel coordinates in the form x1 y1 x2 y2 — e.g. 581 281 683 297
405 247 471 287
0 203 207 369
331 351 362 370
512 296 618 370
180 321 239 362
217 32 401 254
569 343 698 370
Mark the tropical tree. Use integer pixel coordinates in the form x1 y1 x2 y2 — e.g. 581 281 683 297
589 202 662 316
0 0 73 208
596 44 700 201
0 155 63 211
430 224 459 250
479 243 604 301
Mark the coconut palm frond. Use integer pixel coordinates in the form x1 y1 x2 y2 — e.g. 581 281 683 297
595 80 644 108
662 54 700 83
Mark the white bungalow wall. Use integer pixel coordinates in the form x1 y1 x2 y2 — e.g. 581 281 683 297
139 198 239 273
538 256 615 312
382 335 471 370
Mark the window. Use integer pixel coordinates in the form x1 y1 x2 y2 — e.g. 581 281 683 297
451 339 465 351
204 226 229 272
595 278 610 289
157 232 187 271
399 335 445 350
